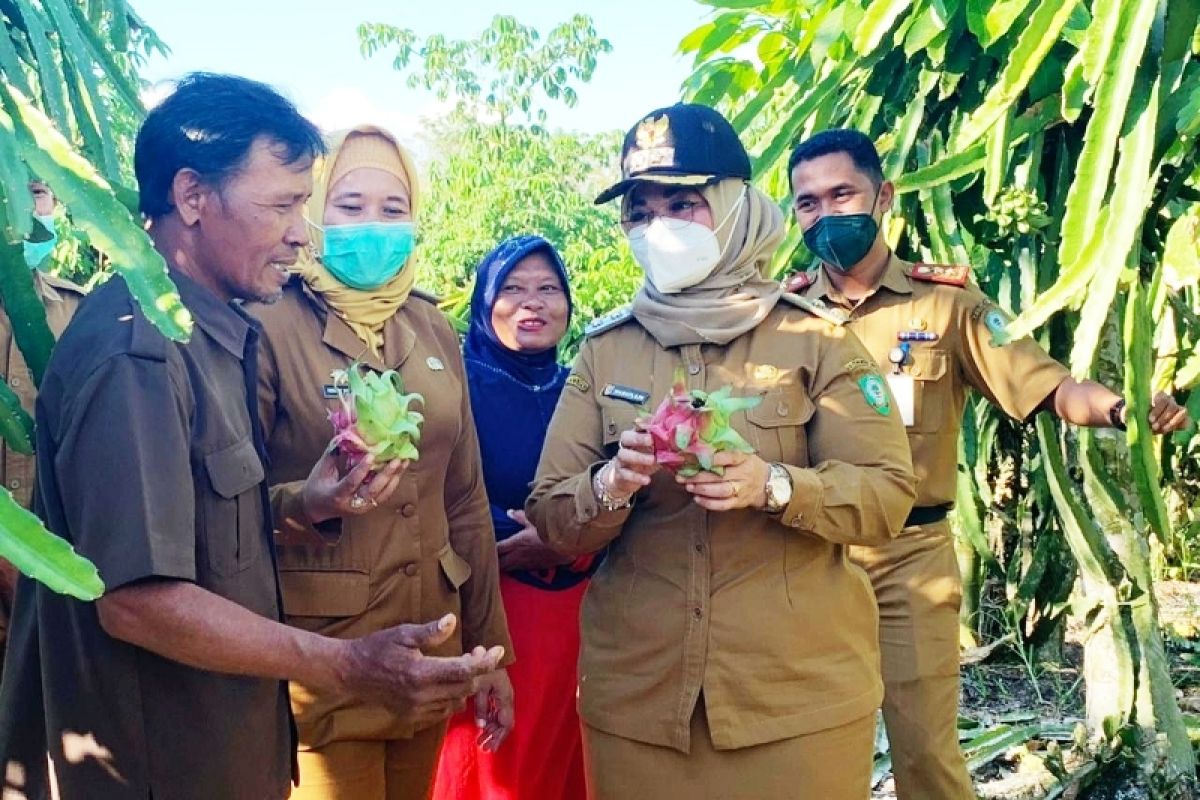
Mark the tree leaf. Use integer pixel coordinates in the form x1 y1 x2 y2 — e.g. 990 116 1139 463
0 487 103 600
1162 208 1200 292
1123 281 1173 546
853 0 917 56
0 229 55 387
952 0 1079 150
0 81 192 343
1067 75 1160 375
1058 0 1157 270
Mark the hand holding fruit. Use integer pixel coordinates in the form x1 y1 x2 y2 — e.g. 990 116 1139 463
678 450 771 512
302 448 407 523
598 418 659 503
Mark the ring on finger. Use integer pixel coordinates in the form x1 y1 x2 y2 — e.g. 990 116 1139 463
730 482 739 497
350 495 367 510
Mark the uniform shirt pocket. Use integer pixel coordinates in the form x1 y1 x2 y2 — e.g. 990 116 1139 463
279 568 371 619
909 349 950 433
745 387 815 467
202 437 266 577
438 544 472 592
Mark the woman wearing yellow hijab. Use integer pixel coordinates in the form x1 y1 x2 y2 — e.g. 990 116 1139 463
252 125 515 800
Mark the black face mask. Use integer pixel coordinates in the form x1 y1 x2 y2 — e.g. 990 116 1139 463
801 189 881 273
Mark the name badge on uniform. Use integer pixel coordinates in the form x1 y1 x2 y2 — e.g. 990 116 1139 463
886 373 915 427
322 384 350 399
601 384 650 405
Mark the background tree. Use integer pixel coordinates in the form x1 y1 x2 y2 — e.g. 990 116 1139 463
359 14 639 354
681 0 1199 790
0 0 190 599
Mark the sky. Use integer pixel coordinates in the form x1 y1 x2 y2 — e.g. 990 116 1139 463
132 0 712 144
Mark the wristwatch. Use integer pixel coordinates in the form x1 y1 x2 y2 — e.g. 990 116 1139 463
593 462 633 512
763 462 793 514
1109 398 1128 431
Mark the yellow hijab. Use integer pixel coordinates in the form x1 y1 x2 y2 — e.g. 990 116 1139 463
294 124 420 354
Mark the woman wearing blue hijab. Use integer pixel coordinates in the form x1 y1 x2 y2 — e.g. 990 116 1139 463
433 235 594 800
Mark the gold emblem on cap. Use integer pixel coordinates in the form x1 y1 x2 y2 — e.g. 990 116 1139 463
635 115 670 149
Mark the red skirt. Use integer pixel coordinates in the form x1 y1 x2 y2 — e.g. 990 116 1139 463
432 573 588 800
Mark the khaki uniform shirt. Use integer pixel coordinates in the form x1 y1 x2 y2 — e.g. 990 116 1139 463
797 254 1069 509
252 279 513 747
0 273 84 651
527 301 915 753
0 273 293 800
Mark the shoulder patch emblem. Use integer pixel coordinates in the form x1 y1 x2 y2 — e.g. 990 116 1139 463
858 374 891 416
978 304 1013 347
780 293 849 326
566 373 591 393
585 306 634 337
910 263 970 287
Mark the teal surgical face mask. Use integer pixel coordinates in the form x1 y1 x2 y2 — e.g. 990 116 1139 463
319 221 416 290
801 190 881 273
23 214 57 270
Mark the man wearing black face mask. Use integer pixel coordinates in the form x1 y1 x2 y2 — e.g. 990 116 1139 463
784 129 1191 800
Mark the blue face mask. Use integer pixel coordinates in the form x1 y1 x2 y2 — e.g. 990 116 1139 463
23 214 57 270
321 221 416 290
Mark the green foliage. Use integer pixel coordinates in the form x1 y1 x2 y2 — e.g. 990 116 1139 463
682 0 1199 782
0 1 179 599
359 14 612 126
360 14 640 358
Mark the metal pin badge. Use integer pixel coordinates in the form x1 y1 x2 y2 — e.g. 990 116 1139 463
426 356 445 371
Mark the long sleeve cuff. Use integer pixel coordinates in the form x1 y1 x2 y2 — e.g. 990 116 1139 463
777 465 825 532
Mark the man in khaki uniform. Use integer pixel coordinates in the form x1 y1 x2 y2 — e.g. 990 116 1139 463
529 104 916 799
0 180 85 664
785 129 1191 799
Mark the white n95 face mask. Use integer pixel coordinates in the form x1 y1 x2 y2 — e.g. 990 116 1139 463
628 189 746 294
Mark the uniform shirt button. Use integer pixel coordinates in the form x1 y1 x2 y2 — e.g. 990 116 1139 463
401 503 416 517
403 562 419 577
9 377 19 388
776 403 789 416
7 479 18 490
694 543 703 554
692 606 703 619
911 366 923 377
687 363 701 376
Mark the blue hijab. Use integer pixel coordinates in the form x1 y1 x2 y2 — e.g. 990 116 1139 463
463 235 591 590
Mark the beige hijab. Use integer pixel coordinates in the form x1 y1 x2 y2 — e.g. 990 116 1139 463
293 125 420 355
628 178 784 347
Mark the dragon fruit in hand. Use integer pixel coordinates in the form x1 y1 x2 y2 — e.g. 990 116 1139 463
328 363 425 468
646 368 762 477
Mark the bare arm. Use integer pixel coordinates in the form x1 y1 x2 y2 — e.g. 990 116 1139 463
1045 378 1190 433
97 579 503 729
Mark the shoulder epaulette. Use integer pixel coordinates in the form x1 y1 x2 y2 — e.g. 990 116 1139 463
584 306 634 337
785 270 817 292
909 263 970 287
780 292 849 326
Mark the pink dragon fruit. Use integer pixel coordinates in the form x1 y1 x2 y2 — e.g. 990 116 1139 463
646 368 762 477
328 363 425 469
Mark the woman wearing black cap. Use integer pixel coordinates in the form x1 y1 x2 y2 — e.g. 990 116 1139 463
526 103 916 798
